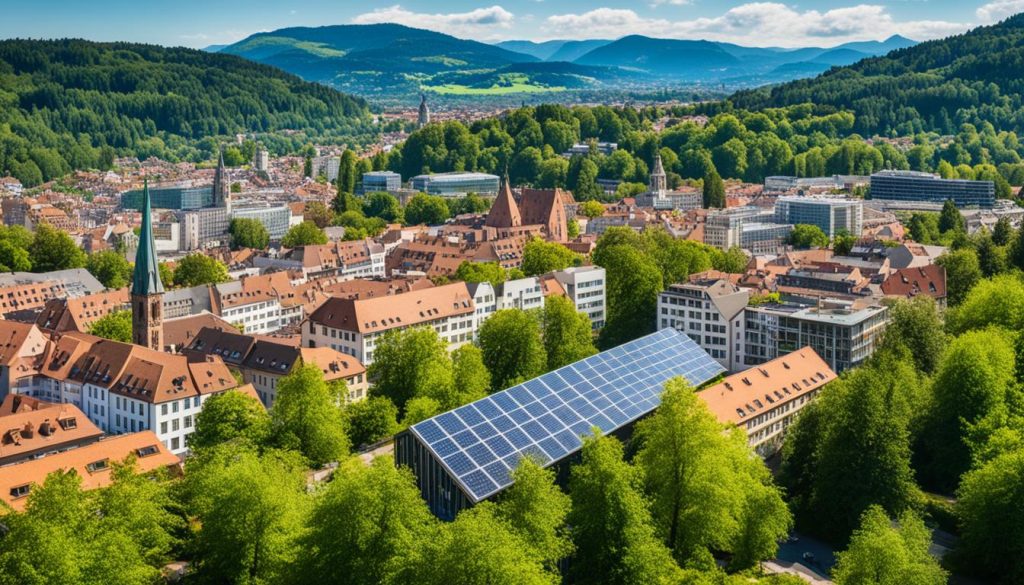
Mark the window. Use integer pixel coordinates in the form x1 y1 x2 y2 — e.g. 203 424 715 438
172 401 179 413
161 404 168 416
172 419 179 431
136 445 159 458
85 459 109 473
10 484 30 499
160 422 168 434
171 437 180 450
184 415 192 428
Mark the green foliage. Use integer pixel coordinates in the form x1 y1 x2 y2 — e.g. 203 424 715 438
635 378 791 569
596 243 663 348
832 229 857 256
948 274 1024 334
452 344 491 403
936 249 982 306
295 457 436 585
303 201 334 229
158 262 174 289
478 308 547 391
454 260 511 287
567 216 580 239
29 224 85 272
363 191 403 222
448 192 491 216
281 220 328 248
190 389 271 453
401 396 443 427
701 168 725 208
0 39 373 183
0 226 33 272
832 506 947 585
789 224 829 249
403 193 450 226
86 250 132 289
344 396 399 448
337 150 358 196
497 459 574 571
184 446 308 584
568 432 683 585
879 296 945 374
713 246 749 273
908 213 941 244
956 448 1024 584
172 253 229 287
579 200 605 219
938 199 965 234
393 503 557 585
228 217 270 250
0 465 174 585
88 310 133 343
521 237 580 276
780 352 923 543
919 329 1018 491
271 364 349 466
542 295 597 371
368 327 456 414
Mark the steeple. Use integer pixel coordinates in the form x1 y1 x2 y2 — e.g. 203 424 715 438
213 146 230 209
131 179 165 351
650 153 667 196
485 176 521 229
418 94 430 128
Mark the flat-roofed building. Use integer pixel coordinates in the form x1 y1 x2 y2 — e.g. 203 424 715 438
122 184 213 211
698 347 837 456
303 282 476 365
410 172 500 197
774 196 863 238
741 301 888 373
552 266 606 330
362 171 402 194
870 170 995 208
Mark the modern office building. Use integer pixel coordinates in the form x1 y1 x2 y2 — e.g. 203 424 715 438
659 279 750 371
741 301 888 373
870 170 995 208
552 266 606 330
395 328 725 520
562 142 618 157
122 184 214 211
177 207 230 250
410 172 500 197
774 196 863 238
362 171 402 194
231 204 292 240
706 206 792 253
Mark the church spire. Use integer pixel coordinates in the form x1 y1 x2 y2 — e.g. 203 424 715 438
132 179 164 296
418 94 430 128
650 152 667 195
131 178 165 351
213 145 230 209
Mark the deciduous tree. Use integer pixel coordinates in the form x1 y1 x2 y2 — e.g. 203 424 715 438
832 506 947 585
271 364 349 466
189 389 271 452
281 221 328 248
478 308 547 391
542 296 597 371
87 250 132 289
228 217 270 250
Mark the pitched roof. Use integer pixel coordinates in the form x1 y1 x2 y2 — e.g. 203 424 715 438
0 403 103 463
0 431 179 511
485 178 521 228
697 347 837 426
881 264 947 300
131 180 164 296
0 394 57 417
35 288 130 333
163 312 236 350
308 282 474 334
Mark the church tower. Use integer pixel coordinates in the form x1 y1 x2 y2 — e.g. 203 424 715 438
650 153 667 196
212 146 231 211
485 176 522 229
131 179 165 351
418 94 430 128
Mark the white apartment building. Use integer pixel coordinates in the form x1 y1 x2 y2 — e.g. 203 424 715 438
552 266 606 330
303 282 476 365
214 281 284 334
658 279 750 371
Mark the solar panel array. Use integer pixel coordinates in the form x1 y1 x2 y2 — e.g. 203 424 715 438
409 328 725 502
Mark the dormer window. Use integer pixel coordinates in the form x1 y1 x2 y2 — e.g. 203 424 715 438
10 484 30 499
85 459 109 473
135 445 159 458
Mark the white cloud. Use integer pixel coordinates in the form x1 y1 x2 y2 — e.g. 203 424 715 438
542 3 968 47
977 0 1024 23
352 5 515 39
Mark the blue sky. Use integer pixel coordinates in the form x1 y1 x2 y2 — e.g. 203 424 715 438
1 1 1020 48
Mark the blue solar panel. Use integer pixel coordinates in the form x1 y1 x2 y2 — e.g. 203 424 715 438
409 328 725 502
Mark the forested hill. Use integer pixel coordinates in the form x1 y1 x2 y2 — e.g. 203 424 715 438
729 14 1024 136
0 39 376 186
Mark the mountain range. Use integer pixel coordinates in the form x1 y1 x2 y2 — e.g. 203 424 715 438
218 24 917 102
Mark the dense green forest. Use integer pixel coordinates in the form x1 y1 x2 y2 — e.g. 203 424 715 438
379 103 1024 201
0 39 375 186
729 14 1024 137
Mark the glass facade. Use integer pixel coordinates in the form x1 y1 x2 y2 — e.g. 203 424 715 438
410 172 500 197
774 197 863 237
362 171 402 193
870 171 995 208
122 186 213 211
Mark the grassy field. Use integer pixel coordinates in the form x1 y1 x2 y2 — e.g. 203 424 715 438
423 73 565 95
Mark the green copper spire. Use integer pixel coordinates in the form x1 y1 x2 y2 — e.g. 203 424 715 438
131 178 164 295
